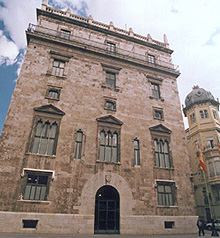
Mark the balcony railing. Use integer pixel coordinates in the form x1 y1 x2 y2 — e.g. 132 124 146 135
27 23 179 73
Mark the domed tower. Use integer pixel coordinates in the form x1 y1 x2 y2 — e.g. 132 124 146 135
183 86 220 221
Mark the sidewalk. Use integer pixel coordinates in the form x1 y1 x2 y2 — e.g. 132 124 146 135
0 230 214 238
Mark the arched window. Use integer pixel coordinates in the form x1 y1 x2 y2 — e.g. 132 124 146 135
154 139 171 168
74 130 83 159
31 120 58 155
134 138 140 165
99 130 118 163
200 110 208 119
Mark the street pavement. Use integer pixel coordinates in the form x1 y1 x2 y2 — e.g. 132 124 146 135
0 230 215 238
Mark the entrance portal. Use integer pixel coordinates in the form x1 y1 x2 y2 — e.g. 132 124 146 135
94 185 120 234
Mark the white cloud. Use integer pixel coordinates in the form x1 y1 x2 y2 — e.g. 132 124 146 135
1 0 220 128
0 30 19 65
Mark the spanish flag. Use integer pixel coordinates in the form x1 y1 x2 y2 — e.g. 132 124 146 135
198 144 206 172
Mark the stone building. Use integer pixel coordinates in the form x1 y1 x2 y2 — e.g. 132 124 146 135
183 86 220 221
0 1 196 235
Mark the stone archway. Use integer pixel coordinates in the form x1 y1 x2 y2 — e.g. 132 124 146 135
78 171 134 218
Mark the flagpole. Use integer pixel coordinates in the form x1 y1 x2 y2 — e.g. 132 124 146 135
202 169 214 220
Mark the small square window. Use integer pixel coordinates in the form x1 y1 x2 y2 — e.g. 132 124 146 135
154 110 163 120
60 29 70 40
46 88 60 100
164 221 175 229
148 54 155 64
107 42 116 52
104 99 116 111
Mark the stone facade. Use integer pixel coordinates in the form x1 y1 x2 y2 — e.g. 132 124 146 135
183 86 220 221
0 2 196 234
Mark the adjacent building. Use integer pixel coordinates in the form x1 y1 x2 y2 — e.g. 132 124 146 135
183 86 220 221
0 1 196 234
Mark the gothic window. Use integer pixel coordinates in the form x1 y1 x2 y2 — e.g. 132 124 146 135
151 83 160 99
200 110 208 119
97 115 123 164
150 124 172 169
60 29 70 40
51 59 65 77
148 54 155 64
31 120 58 156
134 138 140 165
106 42 116 52
74 130 83 159
23 173 50 201
157 182 175 206
154 139 171 168
29 104 65 156
99 130 118 163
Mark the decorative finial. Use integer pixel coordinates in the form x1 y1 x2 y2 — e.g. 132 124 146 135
193 85 199 89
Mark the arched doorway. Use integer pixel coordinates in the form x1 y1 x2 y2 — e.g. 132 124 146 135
94 185 120 234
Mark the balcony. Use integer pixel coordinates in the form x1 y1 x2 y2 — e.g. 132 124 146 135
27 23 180 76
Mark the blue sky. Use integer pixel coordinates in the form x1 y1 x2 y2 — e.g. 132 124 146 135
1 0 220 134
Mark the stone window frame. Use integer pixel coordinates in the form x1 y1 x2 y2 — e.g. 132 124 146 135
73 129 86 160
106 41 116 53
20 168 55 202
47 51 72 79
45 85 62 101
104 96 117 111
190 113 196 124
155 180 177 207
101 63 122 92
148 54 155 64
149 124 173 169
133 137 140 166
147 75 164 101
212 110 218 120
96 115 123 164
60 29 71 40
208 157 220 177
27 105 65 157
153 107 164 121
200 109 208 119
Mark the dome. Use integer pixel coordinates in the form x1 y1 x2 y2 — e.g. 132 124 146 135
185 86 215 107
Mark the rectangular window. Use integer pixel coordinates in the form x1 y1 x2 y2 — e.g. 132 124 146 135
106 72 116 88
148 54 155 64
51 59 65 77
209 162 215 177
214 159 220 175
60 29 70 40
206 137 214 148
164 221 175 229
154 139 171 168
31 120 58 156
107 42 116 52
23 174 49 201
99 131 118 163
46 88 60 101
151 83 160 99
200 110 208 119
158 183 175 206
74 130 83 159
154 110 163 120
213 110 217 119
215 187 220 201
22 220 38 229
134 139 140 165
